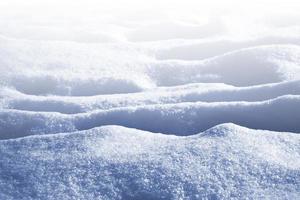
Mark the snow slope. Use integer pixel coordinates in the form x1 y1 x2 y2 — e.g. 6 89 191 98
1 0 300 199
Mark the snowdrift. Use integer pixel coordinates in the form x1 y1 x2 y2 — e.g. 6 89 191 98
1 35 300 97
1 95 300 139
150 45 300 87
1 80 300 114
0 124 299 199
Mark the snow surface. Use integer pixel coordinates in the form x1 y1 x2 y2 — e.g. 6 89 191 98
1 95 300 139
1 0 300 199
0 124 299 199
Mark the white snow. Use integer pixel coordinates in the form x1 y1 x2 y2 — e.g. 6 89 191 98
0 124 299 199
1 95 300 140
0 0 300 199
1 80 299 114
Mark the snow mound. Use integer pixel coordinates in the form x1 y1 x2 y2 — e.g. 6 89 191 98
0 124 299 199
150 45 300 87
0 36 154 96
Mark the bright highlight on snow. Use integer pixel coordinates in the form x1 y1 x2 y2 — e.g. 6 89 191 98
0 0 300 199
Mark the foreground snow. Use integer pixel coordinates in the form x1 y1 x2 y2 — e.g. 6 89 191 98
0 124 299 199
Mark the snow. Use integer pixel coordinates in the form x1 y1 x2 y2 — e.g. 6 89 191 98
1 0 300 199
0 124 299 199
1 95 300 140
1 38 300 97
